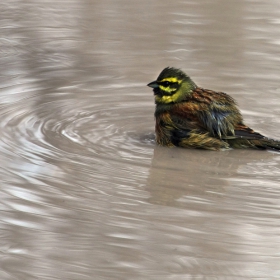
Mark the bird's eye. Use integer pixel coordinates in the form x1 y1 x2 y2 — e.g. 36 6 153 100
162 81 171 87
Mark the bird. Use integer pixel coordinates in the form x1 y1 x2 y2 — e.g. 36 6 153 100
147 67 280 151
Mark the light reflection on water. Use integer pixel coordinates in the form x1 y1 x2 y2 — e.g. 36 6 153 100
1 0 280 279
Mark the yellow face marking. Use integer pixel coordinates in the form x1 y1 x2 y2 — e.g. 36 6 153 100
156 95 173 103
161 78 182 84
159 85 176 93
155 90 183 104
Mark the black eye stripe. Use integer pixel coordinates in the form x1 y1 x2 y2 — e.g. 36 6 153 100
159 81 177 87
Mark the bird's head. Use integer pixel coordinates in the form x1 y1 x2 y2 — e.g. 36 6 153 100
147 67 197 104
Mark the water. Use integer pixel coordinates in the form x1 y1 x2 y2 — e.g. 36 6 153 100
1 0 280 279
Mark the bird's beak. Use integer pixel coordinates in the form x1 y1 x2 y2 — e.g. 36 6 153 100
147 81 159 88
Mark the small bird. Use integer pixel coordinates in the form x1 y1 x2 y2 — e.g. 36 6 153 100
147 67 280 151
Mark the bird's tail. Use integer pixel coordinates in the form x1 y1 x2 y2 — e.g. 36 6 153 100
254 138 280 151
226 137 280 151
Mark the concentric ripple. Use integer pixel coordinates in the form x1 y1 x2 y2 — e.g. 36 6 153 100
0 83 155 171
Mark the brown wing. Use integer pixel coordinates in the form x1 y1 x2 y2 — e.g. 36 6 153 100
171 87 244 138
224 123 265 140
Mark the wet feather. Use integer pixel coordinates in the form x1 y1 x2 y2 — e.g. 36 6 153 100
147 67 280 151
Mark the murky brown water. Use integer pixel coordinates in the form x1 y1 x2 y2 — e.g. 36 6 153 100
1 1 280 279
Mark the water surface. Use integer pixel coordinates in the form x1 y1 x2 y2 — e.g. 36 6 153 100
1 0 280 279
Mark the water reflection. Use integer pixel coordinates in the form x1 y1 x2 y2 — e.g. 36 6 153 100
147 146 278 207
146 146 280 278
